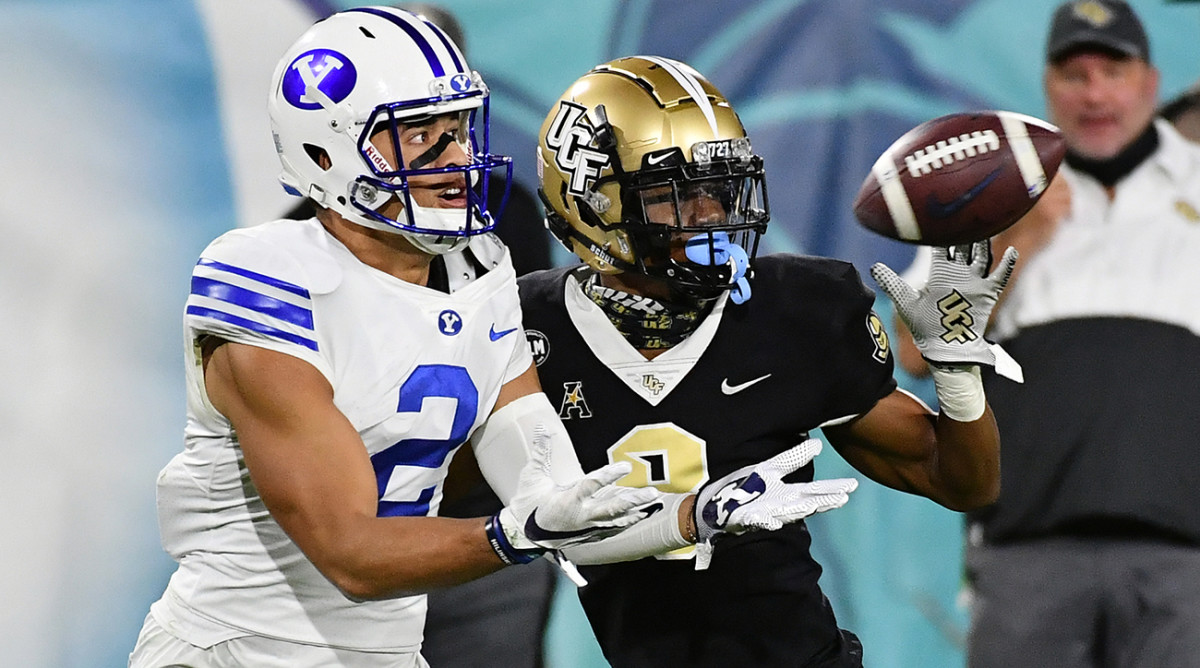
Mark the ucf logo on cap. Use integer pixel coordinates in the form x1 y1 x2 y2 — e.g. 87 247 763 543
1073 0 1114 27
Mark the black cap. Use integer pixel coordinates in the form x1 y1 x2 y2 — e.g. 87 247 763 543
1046 0 1150 63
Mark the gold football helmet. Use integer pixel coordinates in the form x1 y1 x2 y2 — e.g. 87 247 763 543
536 56 769 302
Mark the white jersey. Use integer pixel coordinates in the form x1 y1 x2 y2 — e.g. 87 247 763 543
150 218 531 652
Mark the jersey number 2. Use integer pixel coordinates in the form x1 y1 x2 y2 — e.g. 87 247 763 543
370 364 478 517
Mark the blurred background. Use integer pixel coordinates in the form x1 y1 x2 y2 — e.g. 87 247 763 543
2 0 1197 666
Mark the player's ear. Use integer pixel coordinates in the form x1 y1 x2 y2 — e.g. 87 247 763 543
303 144 332 171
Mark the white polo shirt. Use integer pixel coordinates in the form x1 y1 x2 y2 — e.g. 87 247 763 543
990 120 1200 341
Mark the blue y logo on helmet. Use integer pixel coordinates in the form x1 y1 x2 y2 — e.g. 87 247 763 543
281 49 357 110
449 73 472 93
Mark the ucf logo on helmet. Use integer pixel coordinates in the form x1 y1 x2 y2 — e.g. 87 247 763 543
544 101 610 196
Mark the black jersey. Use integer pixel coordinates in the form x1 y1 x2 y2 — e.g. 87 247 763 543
518 254 896 667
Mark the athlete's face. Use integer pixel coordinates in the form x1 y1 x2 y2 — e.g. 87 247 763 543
641 183 730 228
1045 51 1159 160
640 183 731 263
369 112 471 213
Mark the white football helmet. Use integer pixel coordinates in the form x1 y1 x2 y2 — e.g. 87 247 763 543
268 6 512 254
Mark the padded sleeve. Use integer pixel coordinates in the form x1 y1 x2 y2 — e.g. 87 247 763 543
471 392 585 504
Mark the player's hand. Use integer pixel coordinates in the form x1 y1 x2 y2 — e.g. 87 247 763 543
492 425 661 562
871 240 1017 368
692 437 857 569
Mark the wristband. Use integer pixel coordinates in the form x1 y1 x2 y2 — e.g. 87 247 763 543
682 503 698 544
929 363 986 422
484 513 545 566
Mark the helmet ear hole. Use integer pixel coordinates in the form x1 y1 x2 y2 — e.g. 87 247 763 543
304 144 332 171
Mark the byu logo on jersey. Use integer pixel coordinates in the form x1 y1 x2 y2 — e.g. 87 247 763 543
544 101 611 196
937 290 977 343
281 49 358 110
438 309 463 336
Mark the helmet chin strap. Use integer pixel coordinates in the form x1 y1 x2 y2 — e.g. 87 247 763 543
346 199 475 255
404 203 474 254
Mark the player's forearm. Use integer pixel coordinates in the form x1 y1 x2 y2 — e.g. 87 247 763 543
929 406 1001 511
562 493 695 564
922 362 1001 510
306 515 507 600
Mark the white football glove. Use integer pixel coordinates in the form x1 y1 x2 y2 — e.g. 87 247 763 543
871 240 1017 368
692 438 857 570
487 425 662 565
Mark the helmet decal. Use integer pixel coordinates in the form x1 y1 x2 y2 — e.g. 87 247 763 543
449 73 473 93
640 55 719 138
281 49 357 110
347 7 463 77
544 101 610 196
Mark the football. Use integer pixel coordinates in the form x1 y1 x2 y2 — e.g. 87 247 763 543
852 110 1065 246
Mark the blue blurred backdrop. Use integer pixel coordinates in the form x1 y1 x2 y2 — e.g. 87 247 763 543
2 1 1196 666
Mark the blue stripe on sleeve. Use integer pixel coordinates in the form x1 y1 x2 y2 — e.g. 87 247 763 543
196 258 310 298
191 276 314 330
186 305 319 352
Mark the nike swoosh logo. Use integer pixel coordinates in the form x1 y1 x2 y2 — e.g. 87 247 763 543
720 374 772 395
489 325 518 341
524 513 597 542
926 167 1001 219
639 502 664 518
646 153 672 166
